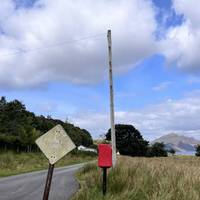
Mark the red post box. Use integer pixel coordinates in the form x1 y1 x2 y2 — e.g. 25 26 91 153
98 144 112 168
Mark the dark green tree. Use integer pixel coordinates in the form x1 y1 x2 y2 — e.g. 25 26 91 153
81 129 93 147
0 96 93 152
105 124 149 156
0 96 6 107
168 148 176 155
147 142 168 157
195 145 200 156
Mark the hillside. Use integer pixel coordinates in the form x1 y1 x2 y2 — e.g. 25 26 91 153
151 133 200 153
0 97 93 152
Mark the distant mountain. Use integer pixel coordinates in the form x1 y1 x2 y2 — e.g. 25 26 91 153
151 133 200 153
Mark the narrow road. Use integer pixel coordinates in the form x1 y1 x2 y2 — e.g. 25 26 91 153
0 163 84 200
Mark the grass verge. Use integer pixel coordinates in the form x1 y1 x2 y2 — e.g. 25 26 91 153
72 156 200 200
0 151 96 177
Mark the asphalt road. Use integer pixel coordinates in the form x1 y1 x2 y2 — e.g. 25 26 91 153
0 163 85 200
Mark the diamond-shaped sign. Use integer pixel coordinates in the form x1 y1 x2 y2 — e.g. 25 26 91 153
35 124 76 164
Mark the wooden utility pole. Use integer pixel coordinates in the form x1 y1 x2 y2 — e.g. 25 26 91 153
107 30 116 166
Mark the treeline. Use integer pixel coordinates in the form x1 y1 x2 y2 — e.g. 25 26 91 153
0 97 93 152
105 124 170 157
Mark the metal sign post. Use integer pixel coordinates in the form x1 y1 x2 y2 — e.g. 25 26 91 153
43 163 54 200
35 124 76 200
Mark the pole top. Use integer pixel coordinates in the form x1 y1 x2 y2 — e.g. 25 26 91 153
107 30 111 37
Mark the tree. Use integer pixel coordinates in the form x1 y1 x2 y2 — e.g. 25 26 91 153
105 124 149 156
81 129 93 147
0 96 6 107
195 145 200 156
147 142 168 157
168 148 176 155
0 96 93 152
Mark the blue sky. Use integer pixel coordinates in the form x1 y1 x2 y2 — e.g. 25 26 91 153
1 0 200 140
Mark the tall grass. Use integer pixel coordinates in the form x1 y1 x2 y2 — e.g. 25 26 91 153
0 151 96 177
73 156 200 200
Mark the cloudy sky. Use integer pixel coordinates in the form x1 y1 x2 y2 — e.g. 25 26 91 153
1 0 200 140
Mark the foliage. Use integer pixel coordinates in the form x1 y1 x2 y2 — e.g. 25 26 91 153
88 144 98 149
0 96 93 152
195 144 200 156
105 124 168 157
147 142 168 157
168 148 176 155
105 124 149 156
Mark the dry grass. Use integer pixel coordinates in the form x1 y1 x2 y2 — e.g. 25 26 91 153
73 156 200 200
0 151 96 177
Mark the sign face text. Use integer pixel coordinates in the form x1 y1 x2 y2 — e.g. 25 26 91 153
36 124 76 164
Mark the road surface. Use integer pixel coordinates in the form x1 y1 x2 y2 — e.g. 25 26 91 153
0 163 85 200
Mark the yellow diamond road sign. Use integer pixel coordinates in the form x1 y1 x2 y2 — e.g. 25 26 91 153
35 124 76 164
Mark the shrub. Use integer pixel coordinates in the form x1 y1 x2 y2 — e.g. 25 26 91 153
195 144 200 156
147 142 168 157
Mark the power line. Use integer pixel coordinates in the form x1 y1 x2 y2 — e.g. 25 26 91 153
0 32 106 58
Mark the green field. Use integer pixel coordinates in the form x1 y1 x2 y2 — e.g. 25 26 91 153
0 151 96 177
73 156 200 200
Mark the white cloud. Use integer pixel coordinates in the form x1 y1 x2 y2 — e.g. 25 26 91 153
173 0 200 30
161 0 200 72
187 76 200 84
37 102 58 113
0 0 158 89
71 91 200 141
152 81 171 91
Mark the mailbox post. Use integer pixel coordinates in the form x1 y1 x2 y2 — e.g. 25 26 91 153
98 144 112 195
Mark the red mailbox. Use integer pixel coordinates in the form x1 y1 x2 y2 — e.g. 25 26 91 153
98 144 112 168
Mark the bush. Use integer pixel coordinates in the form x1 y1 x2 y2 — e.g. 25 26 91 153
71 149 97 157
147 142 168 157
88 144 98 149
195 144 200 156
168 148 176 155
